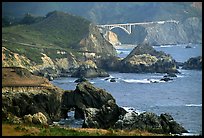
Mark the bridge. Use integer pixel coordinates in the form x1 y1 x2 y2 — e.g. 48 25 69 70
97 20 179 34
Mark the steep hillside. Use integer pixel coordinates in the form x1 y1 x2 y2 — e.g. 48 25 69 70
2 11 117 79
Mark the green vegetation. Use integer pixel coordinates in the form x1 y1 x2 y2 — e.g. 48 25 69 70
2 121 170 136
2 11 91 64
37 127 91 136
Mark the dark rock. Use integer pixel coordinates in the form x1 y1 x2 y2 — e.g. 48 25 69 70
2 89 63 124
71 64 109 78
74 77 88 83
61 81 115 119
176 61 184 67
160 77 173 82
110 78 116 82
95 56 121 72
160 113 188 134
185 45 192 48
113 111 188 134
82 100 127 129
182 56 202 70
165 73 177 77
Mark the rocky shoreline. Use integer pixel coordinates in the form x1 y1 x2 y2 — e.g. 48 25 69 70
2 67 189 135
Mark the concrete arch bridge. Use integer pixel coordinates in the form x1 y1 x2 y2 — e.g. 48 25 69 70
97 20 179 35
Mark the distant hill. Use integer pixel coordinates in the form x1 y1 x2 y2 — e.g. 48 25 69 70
2 2 202 45
2 2 201 23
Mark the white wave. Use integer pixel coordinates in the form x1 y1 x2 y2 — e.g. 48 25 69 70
185 104 202 107
180 133 201 136
122 106 135 112
123 79 151 84
123 78 164 84
90 81 95 84
160 45 174 48
122 106 145 115
176 75 184 78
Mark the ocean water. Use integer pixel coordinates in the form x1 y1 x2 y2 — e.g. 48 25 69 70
51 44 202 135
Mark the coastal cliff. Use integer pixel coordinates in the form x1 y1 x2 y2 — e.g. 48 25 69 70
2 11 117 79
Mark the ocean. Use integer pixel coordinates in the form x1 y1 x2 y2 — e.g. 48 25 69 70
51 43 202 135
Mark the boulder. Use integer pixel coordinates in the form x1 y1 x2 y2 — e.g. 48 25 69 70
23 112 48 125
185 45 192 48
23 114 33 124
182 56 202 70
164 73 177 78
110 78 117 82
32 112 48 125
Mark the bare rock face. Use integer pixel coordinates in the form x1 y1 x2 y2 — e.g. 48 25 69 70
105 31 121 46
79 24 117 57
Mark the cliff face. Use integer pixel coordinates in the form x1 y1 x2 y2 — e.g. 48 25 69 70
2 67 64 123
116 18 202 45
104 31 121 46
2 11 118 79
143 18 202 45
79 24 117 57
2 47 79 79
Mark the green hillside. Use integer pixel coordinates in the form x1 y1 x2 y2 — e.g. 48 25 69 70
2 11 91 64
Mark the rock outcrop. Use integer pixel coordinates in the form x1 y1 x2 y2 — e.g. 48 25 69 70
2 47 79 80
120 43 179 73
79 24 117 57
61 79 188 134
2 67 64 124
82 100 127 129
104 31 121 46
71 60 109 78
182 56 202 70
113 112 188 134
61 81 115 119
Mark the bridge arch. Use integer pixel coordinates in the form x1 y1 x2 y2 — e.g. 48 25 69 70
109 26 131 34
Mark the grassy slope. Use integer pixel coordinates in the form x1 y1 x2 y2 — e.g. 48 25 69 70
2 11 90 64
2 122 169 136
2 67 52 87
